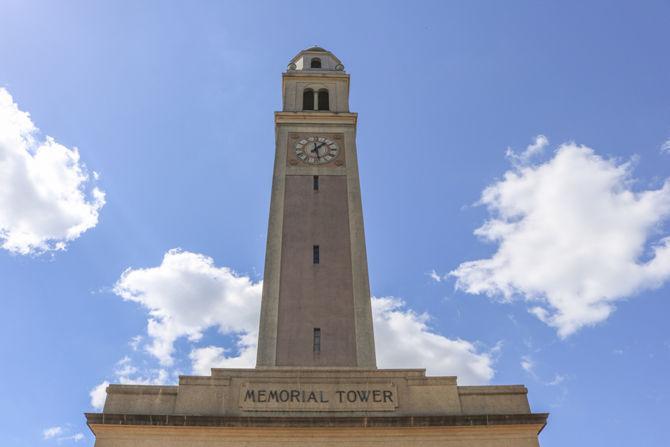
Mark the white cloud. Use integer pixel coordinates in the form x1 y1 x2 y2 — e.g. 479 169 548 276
43 426 63 440
520 355 566 386
0 88 105 255
114 356 169 386
190 332 257 375
88 357 174 411
520 355 536 378
111 249 494 384
372 297 495 384
452 142 670 337
506 134 549 167
520 355 568 386
190 346 229 374
112 356 170 386
113 249 262 366
546 373 566 386
58 433 85 443
428 269 444 282
89 381 109 410
42 426 85 443
114 356 137 378
129 335 142 351
661 139 670 154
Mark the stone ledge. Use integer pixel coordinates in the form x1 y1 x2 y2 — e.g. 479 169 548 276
106 385 178 395
275 112 357 125
211 367 429 378
178 376 231 386
282 71 349 79
459 386 528 395
86 413 548 431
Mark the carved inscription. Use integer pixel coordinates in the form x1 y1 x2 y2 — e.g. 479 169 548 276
239 383 398 412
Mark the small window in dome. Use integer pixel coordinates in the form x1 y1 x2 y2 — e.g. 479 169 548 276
310 58 322 68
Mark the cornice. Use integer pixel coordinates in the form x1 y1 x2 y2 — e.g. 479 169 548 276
87 412 549 433
275 112 357 125
282 72 349 80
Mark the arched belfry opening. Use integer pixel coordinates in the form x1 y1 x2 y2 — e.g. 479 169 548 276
310 58 322 68
318 89 329 111
303 88 314 110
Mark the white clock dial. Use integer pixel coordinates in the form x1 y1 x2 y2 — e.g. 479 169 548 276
294 136 339 165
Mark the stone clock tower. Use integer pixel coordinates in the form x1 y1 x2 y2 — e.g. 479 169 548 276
256 46 376 368
87 47 548 447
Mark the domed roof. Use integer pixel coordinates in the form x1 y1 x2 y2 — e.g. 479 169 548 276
305 45 328 52
287 46 344 71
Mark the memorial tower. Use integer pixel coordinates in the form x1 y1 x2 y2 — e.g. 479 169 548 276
256 46 376 368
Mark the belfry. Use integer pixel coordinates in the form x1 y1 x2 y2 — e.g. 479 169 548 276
86 47 548 447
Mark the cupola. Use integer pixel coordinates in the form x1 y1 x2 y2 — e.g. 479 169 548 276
287 46 345 72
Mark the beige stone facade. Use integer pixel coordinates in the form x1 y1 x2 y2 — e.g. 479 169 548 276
86 46 547 446
88 367 546 445
90 425 544 447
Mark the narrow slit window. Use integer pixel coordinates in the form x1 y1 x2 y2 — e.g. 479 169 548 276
313 245 320 264
313 328 321 352
313 175 319 191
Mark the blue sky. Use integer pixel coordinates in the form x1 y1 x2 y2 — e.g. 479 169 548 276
1 1 669 445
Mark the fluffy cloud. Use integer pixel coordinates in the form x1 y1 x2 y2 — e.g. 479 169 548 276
520 355 535 374
506 134 549 167
0 88 105 255
42 425 84 443
452 140 670 337
42 426 63 440
88 356 172 410
372 297 495 384
113 356 170 385
89 381 109 410
129 335 142 351
59 433 85 443
428 269 445 282
190 332 257 375
662 139 670 154
113 249 262 365
112 249 494 383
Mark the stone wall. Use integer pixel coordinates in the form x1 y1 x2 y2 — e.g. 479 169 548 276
102 368 535 418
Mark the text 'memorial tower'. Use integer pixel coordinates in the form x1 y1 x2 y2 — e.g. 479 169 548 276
256 46 376 368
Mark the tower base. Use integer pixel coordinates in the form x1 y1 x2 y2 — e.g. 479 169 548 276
87 368 547 446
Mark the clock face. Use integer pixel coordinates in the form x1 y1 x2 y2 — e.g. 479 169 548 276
294 136 340 165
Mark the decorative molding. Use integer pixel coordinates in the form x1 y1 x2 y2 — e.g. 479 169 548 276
86 413 549 431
